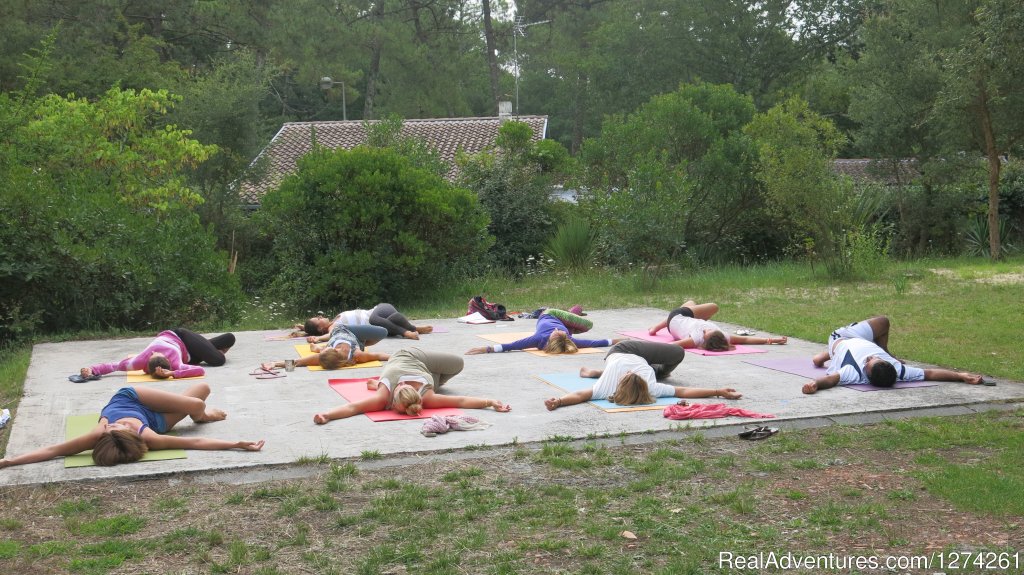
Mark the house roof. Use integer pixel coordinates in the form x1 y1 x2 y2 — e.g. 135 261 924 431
239 115 548 205
831 158 920 185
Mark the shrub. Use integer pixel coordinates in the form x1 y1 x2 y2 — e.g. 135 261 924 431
253 146 490 311
544 217 595 271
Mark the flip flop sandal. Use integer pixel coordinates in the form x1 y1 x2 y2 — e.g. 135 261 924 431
739 426 779 440
249 367 283 377
981 379 997 386
254 372 286 380
734 329 756 336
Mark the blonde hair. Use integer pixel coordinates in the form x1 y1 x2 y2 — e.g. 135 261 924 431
610 373 655 406
319 348 346 370
543 332 579 355
394 386 422 415
92 429 149 466
703 330 733 352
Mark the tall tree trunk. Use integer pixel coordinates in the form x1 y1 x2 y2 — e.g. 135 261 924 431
977 82 1002 260
363 0 387 120
481 0 501 114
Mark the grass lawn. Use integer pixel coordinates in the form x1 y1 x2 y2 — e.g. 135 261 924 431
0 256 1021 573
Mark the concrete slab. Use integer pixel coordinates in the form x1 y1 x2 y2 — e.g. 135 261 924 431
2 307 1022 486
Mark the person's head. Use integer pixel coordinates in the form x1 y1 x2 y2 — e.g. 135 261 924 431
543 330 579 354
703 330 732 352
318 347 354 370
146 353 172 378
304 316 331 336
610 372 655 406
393 384 423 416
866 357 897 387
92 428 149 466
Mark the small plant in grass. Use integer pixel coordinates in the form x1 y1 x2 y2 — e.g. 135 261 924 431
544 217 595 271
56 498 101 517
792 458 823 470
67 515 146 537
690 431 707 445
225 492 245 504
783 489 808 500
840 487 863 498
749 457 783 472
295 453 331 465
154 496 187 511
886 489 917 501
0 540 20 559
27 540 72 559
361 450 382 460
0 518 22 530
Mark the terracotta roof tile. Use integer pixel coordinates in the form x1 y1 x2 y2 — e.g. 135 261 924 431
240 115 548 205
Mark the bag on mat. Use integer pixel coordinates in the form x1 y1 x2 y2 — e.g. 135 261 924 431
468 296 511 321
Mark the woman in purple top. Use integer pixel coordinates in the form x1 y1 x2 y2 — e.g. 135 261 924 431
79 328 235 380
0 383 264 468
465 309 618 355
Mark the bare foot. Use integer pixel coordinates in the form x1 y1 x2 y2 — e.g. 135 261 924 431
416 326 433 334
403 330 420 340
80 367 93 378
802 381 819 394
544 397 561 411
579 367 602 378
313 413 330 425
195 408 227 423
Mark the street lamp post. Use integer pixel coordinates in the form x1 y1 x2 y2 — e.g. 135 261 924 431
318 76 347 121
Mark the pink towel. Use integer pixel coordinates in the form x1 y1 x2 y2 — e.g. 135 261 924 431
420 414 492 437
662 403 775 420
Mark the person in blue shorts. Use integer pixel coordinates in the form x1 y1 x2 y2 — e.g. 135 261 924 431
0 384 264 468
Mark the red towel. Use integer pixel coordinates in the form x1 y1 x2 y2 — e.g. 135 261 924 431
662 403 775 420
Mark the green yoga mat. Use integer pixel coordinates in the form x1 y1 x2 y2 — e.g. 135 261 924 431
64 414 187 468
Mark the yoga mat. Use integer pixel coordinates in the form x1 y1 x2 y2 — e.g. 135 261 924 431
293 345 383 371
742 357 938 391
423 326 449 334
126 370 204 383
535 373 677 413
64 414 186 468
327 378 464 421
617 330 767 355
476 332 605 356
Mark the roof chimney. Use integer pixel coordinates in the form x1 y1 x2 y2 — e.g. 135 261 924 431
498 101 512 121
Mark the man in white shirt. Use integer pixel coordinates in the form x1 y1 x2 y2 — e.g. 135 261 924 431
803 317 984 394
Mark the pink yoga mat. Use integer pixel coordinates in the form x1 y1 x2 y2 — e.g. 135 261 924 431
742 357 937 391
617 330 767 355
328 378 464 421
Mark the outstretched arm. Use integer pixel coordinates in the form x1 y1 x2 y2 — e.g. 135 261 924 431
923 369 984 385
544 389 594 411
314 387 390 424
675 387 742 400
730 335 787 345
0 429 101 468
423 394 511 412
148 435 265 451
670 337 697 349
354 350 389 364
802 373 841 394
648 319 669 336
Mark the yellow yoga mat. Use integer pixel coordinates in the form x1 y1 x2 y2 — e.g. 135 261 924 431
126 370 204 383
292 345 383 371
475 332 605 356
63 414 186 468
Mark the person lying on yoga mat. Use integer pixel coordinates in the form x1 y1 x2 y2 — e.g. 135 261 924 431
313 348 510 424
544 340 742 410
465 308 618 355
293 303 432 341
802 316 984 394
0 384 264 468
78 328 235 380
264 323 390 370
648 300 787 351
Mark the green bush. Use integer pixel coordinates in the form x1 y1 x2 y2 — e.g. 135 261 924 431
253 146 490 311
544 217 595 271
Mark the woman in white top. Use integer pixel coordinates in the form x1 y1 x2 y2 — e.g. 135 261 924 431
648 300 787 351
543 341 742 410
313 348 510 424
295 303 433 340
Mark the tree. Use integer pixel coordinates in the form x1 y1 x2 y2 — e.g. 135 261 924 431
849 0 1024 259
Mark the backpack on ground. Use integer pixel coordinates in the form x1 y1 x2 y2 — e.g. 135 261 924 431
467 296 512 321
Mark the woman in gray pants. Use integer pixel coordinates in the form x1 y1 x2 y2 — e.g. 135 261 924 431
313 348 511 424
297 303 432 340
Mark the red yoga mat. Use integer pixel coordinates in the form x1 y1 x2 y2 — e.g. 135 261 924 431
328 378 464 421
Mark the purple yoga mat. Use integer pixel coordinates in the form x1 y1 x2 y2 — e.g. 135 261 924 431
742 357 937 391
617 330 767 355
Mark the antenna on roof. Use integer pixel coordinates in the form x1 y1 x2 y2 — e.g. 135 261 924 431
513 16 550 117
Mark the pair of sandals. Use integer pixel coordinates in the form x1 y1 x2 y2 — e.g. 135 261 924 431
738 425 779 440
249 366 285 380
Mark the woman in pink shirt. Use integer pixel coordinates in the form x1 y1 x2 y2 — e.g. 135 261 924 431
78 328 235 380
